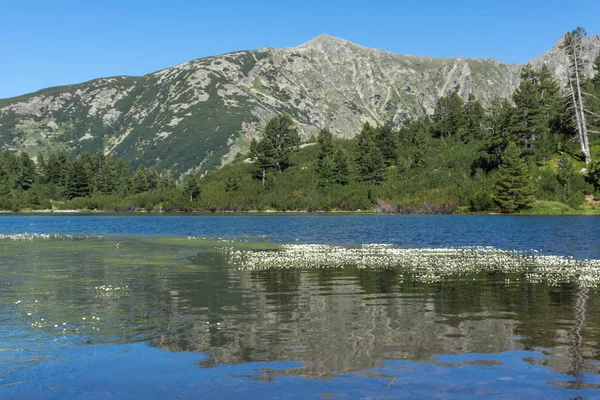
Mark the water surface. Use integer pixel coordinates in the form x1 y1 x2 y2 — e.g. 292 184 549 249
1 215 600 399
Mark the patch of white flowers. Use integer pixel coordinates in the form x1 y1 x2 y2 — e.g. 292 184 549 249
16 302 104 334
0 233 103 241
94 284 128 298
0 233 61 241
220 244 600 287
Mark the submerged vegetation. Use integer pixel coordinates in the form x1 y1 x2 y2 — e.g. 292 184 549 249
1 44 600 214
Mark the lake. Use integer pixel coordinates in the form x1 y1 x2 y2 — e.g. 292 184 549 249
1 214 600 399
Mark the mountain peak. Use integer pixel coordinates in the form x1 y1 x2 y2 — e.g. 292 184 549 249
295 34 356 50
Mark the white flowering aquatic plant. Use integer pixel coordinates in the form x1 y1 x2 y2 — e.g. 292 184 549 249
219 244 600 287
0 233 104 241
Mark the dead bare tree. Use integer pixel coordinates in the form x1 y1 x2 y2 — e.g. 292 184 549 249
561 27 592 165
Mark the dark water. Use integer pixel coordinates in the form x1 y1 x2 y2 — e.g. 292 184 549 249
1 215 600 399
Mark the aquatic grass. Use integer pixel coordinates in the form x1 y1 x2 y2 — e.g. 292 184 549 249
220 244 600 287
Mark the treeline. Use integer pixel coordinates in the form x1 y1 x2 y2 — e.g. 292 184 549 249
0 150 185 211
1 34 599 213
196 51 600 213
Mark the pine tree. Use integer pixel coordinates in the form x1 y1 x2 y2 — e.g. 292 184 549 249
251 137 276 184
224 175 239 192
185 175 201 202
250 115 300 184
94 154 118 194
557 154 577 187
132 165 150 194
158 169 176 190
145 167 159 191
316 128 336 187
480 98 518 171
463 94 486 141
332 147 350 185
44 152 66 186
115 159 131 195
432 92 466 139
557 154 586 207
355 122 376 175
376 124 398 165
16 152 36 191
316 128 334 157
317 154 336 187
537 64 564 134
513 65 543 151
262 114 301 173
358 138 386 185
36 153 47 184
493 142 533 212
65 158 90 199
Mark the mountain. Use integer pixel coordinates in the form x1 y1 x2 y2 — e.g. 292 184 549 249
1 34 599 176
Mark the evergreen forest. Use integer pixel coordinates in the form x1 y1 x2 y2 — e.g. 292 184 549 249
2 49 600 214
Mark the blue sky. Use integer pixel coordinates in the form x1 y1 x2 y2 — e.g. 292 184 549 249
1 0 598 99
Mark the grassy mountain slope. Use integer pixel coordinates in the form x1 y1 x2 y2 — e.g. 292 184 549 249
1 34 599 176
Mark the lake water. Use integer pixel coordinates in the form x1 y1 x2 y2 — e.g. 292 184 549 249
1 214 600 399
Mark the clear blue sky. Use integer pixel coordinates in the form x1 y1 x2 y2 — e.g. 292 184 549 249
1 0 598 99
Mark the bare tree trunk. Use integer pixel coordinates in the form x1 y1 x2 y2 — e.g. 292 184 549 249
562 28 592 165
572 43 592 164
568 77 589 163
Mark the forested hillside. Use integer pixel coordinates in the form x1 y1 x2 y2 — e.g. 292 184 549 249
2 46 599 214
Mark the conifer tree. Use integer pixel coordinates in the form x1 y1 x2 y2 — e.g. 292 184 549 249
132 165 150 194
513 65 542 151
357 137 386 185
44 152 66 186
262 115 300 173
224 175 239 192
463 94 486 141
376 124 398 165
332 147 350 185
65 158 90 199
115 159 131 195
432 92 466 139
316 128 334 157
16 152 36 191
158 169 177 190
493 142 533 212
537 65 564 133
36 153 47 184
317 154 336 187
250 115 300 184
480 98 518 171
355 122 376 150
557 154 587 207
185 175 201 201
316 128 336 187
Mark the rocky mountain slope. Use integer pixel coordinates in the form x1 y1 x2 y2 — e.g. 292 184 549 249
1 34 599 176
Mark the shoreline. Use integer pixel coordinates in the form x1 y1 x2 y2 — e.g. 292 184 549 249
1 208 600 216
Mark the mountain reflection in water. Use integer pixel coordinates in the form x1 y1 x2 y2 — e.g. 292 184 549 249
1 235 599 398
154 253 600 380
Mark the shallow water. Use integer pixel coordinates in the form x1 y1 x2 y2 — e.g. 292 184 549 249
1 215 600 399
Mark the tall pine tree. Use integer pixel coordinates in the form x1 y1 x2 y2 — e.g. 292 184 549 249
493 143 533 212
250 115 301 184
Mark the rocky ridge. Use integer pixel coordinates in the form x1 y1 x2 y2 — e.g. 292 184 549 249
0 34 598 175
